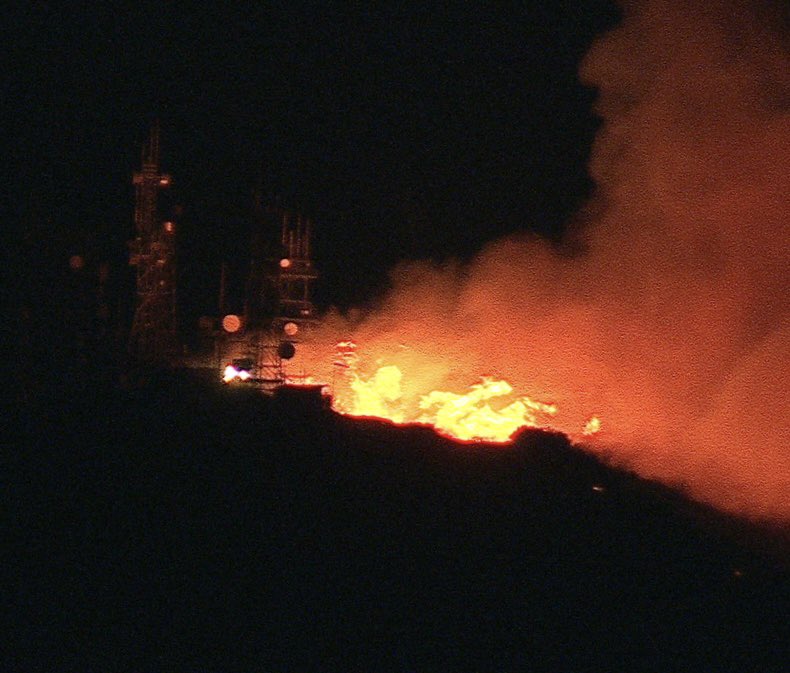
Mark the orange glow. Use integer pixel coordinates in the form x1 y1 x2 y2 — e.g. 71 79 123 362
222 314 242 333
334 364 559 443
299 0 790 524
163 221 175 233
279 258 292 269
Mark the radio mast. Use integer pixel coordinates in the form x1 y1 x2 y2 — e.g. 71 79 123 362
128 123 177 364
270 209 318 333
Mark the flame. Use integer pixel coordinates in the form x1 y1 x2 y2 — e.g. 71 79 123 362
418 378 557 441
335 364 561 443
348 365 405 422
582 415 602 436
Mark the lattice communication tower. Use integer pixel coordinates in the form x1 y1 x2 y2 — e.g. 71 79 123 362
128 124 177 364
256 208 319 384
270 209 318 332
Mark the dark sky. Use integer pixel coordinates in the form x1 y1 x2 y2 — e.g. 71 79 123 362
11 1 619 317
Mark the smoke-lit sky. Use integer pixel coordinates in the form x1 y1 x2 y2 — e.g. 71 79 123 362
10 1 619 311
307 0 790 523
10 2 789 522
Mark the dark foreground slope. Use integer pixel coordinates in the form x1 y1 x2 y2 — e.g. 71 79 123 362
9 372 789 672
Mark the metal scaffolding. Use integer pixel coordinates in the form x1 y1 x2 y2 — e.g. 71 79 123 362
218 204 320 388
270 209 318 332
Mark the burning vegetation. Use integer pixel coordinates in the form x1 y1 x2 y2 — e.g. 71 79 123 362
326 340 569 442
337 362 563 443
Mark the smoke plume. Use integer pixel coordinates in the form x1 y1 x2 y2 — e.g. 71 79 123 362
314 0 790 523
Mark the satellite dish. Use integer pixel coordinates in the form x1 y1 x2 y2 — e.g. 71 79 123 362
278 341 296 360
222 314 242 333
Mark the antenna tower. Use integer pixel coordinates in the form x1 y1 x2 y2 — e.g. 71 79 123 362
255 209 318 385
271 210 318 331
128 123 177 363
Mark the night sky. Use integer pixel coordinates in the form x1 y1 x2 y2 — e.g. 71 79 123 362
8 6 790 670
11 1 619 320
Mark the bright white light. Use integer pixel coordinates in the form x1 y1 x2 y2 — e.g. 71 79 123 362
223 365 251 383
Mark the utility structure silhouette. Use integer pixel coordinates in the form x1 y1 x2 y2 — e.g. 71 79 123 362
128 124 177 364
268 207 318 333
259 207 319 381
220 203 319 387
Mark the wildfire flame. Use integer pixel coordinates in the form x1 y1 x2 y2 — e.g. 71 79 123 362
418 378 557 442
334 361 579 443
582 416 601 436
348 365 405 422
